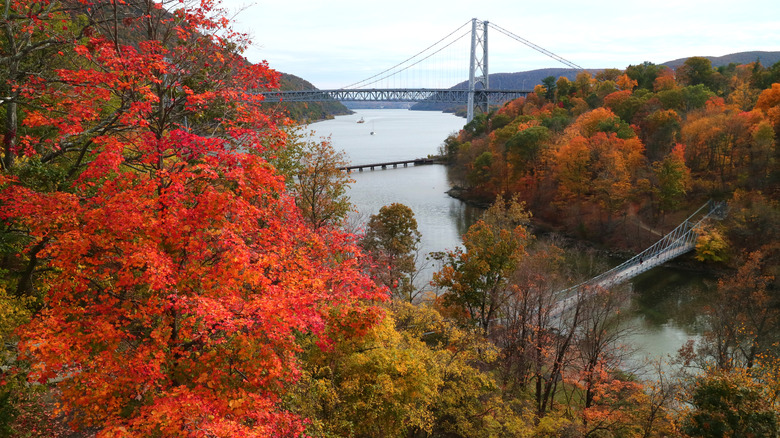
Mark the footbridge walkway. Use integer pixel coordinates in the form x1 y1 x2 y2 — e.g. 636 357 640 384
553 200 728 317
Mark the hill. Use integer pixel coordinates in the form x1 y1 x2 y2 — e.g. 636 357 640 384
662 50 780 69
409 51 780 113
264 73 352 122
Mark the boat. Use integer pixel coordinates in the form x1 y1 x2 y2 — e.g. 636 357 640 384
357 117 365 123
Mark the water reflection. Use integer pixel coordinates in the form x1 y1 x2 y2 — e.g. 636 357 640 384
311 109 714 363
631 267 714 332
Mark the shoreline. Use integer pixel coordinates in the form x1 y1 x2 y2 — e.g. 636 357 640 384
445 185 724 277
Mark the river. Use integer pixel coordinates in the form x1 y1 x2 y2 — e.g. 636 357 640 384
309 108 710 365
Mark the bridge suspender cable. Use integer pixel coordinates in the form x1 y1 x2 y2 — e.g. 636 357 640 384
488 22 585 71
339 20 473 90
349 29 471 89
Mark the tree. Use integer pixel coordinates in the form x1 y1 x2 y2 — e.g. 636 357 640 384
695 250 779 370
695 225 729 263
616 73 638 91
395 302 530 437
493 238 578 418
505 125 550 173
0 0 386 435
625 62 665 90
755 82 780 139
288 306 442 438
574 71 595 99
0 0 78 172
553 125 646 223
361 203 423 302
541 75 557 101
653 143 691 214
677 57 717 91
432 195 530 335
573 287 633 412
556 76 573 101
639 108 681 161
682 368 778 437
289 136 353 230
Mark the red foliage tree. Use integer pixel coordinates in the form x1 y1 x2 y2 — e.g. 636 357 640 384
1 0 385 435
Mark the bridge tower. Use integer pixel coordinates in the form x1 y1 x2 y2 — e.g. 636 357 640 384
467 18 489 123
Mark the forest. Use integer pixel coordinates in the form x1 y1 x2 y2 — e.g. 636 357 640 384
0 0 778 437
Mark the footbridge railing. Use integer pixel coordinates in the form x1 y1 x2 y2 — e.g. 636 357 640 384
552 200 727 317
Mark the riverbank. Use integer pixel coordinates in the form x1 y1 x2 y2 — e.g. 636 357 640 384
444 184 725 278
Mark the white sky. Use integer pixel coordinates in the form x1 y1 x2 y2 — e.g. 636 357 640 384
221 0 780 89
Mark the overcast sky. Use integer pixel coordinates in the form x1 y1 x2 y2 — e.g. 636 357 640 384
221 0 780 89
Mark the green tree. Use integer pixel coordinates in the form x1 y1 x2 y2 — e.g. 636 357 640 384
542 76 557 101
468 150 494 187
653 143 691 214
677 57 712 86
506 125 550 172
432 195 530 334
682 84 716 111
677 56 718 91
361 203 422 302
625 62 665 90
682 369 778 438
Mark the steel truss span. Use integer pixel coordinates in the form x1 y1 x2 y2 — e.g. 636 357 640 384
259 88 529 104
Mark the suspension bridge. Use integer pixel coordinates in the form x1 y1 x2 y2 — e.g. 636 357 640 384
552 200 728 319
261 19 584 122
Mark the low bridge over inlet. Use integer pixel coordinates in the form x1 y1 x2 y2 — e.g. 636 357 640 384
338 158 438 172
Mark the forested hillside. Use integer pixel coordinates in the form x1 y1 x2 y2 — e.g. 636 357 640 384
412 52 780 113
270 72 352 121
1 0 778 436
443 61 779 260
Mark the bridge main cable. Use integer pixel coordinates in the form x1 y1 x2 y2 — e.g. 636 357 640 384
488 22 585 71
340 20 473 90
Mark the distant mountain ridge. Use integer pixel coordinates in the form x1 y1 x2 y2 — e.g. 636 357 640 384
278 50 780 116
662 51 780 68
410 50 780 112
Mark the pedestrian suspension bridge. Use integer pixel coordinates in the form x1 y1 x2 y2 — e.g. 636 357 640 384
261 19 585 122
552 200 728 317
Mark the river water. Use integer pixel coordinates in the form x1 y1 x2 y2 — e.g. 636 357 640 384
309 109 710 364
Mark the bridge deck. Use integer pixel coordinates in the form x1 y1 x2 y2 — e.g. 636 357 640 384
338 158 438 171
260 88 530 104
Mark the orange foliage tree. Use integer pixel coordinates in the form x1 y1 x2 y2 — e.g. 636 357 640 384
0 0 384 436
553 109 646 220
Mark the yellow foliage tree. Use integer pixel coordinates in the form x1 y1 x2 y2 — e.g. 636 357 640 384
288 309 443 437
694 225 729 263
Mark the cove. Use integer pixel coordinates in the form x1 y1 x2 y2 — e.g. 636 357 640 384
309 108 711 363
